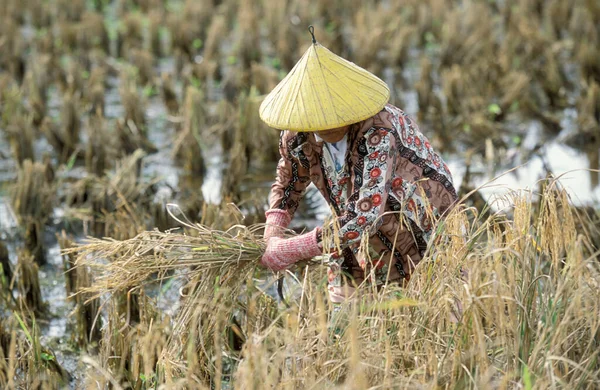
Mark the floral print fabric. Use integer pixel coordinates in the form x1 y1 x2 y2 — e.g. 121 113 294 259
269 104 458 292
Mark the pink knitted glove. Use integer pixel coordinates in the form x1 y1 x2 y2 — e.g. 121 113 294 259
261 228 322 272
263 209 292 240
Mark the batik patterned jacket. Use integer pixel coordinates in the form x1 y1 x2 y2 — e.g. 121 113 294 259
269 104 458 288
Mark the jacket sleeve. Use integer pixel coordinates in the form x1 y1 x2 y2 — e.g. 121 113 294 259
268 131 312 219
323 127 397 248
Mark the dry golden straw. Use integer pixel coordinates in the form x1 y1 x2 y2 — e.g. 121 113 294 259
66 204 268 299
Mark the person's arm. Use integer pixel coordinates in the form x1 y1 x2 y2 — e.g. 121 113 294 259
263 131 312 240
262 132 321 271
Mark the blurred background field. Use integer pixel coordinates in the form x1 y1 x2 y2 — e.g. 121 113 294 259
0 0 599 388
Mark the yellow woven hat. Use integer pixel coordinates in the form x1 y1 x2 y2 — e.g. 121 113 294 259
259 26 390 132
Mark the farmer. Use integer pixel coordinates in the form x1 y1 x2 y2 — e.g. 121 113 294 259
259 27 458 302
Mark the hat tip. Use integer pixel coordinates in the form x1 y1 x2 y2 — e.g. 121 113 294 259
308 25 316 44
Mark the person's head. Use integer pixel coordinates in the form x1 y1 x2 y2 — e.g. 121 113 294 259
316 125 350 143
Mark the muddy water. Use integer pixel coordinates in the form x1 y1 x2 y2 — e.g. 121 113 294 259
448 118 600 207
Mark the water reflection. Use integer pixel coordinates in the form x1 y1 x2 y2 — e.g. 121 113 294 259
450 139 600 207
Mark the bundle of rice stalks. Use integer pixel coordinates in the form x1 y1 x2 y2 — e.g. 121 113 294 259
234 1 262 83
569 6 599 82
415 57 443 121
39 120 65 164
576 81 600 137
119 13 145 56
57 23 79 56
0 86 35 166
5 312 71 388
203 13 227 63
66 149 158 237
0 74 15 101
54 0 84 22
275 21 301 72
0 19 26 83
58 232 77 299
220 138 247 204
3 117 35 168
119 65 147 134
11 160 55 264
0 319 15 388
535 45 569 108
104 147 152 203
83 67 106 116
242 87 279 164
181 0 216 45
24 55 50 126
439 3 496 69
577 41 600 85
262 0 286 39
102 205 150 242
249 63 279 96
59 91 81 158
87 290 164 388
68 200 281 384
32 27 56 57
85 114 114 176
129 48 155 87
0 82 23 127
148 10 164 58
56 57 84 95
150 186 179 232
66 220 266 300
167 0 214 72
0 241 13 298
58 231 102 348
498 70 532 113
0 0 25 23
386 23 416 70
195 202 246 231
160 72 179 115
28 0 52 29
78 11 110 54
190 58 220 89
165 277 281 386
173 86 206 176
350 7 386 75
116 118 158 156
214 99 237 152
14 251 45 316
71 213 278 386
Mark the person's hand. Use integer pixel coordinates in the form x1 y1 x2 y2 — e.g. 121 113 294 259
263 209 291 241
261 228 321 271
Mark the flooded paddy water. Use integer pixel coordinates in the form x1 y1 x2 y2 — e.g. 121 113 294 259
1 0 599 388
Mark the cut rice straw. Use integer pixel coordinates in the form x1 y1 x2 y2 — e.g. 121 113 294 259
64 204 272 299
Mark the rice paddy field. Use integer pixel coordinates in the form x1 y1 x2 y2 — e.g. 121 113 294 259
1 0 599 388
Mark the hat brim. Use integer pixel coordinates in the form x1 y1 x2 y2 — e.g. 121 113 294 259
259 43 390 132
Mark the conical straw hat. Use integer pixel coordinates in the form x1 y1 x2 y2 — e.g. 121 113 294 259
259 27 390 132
